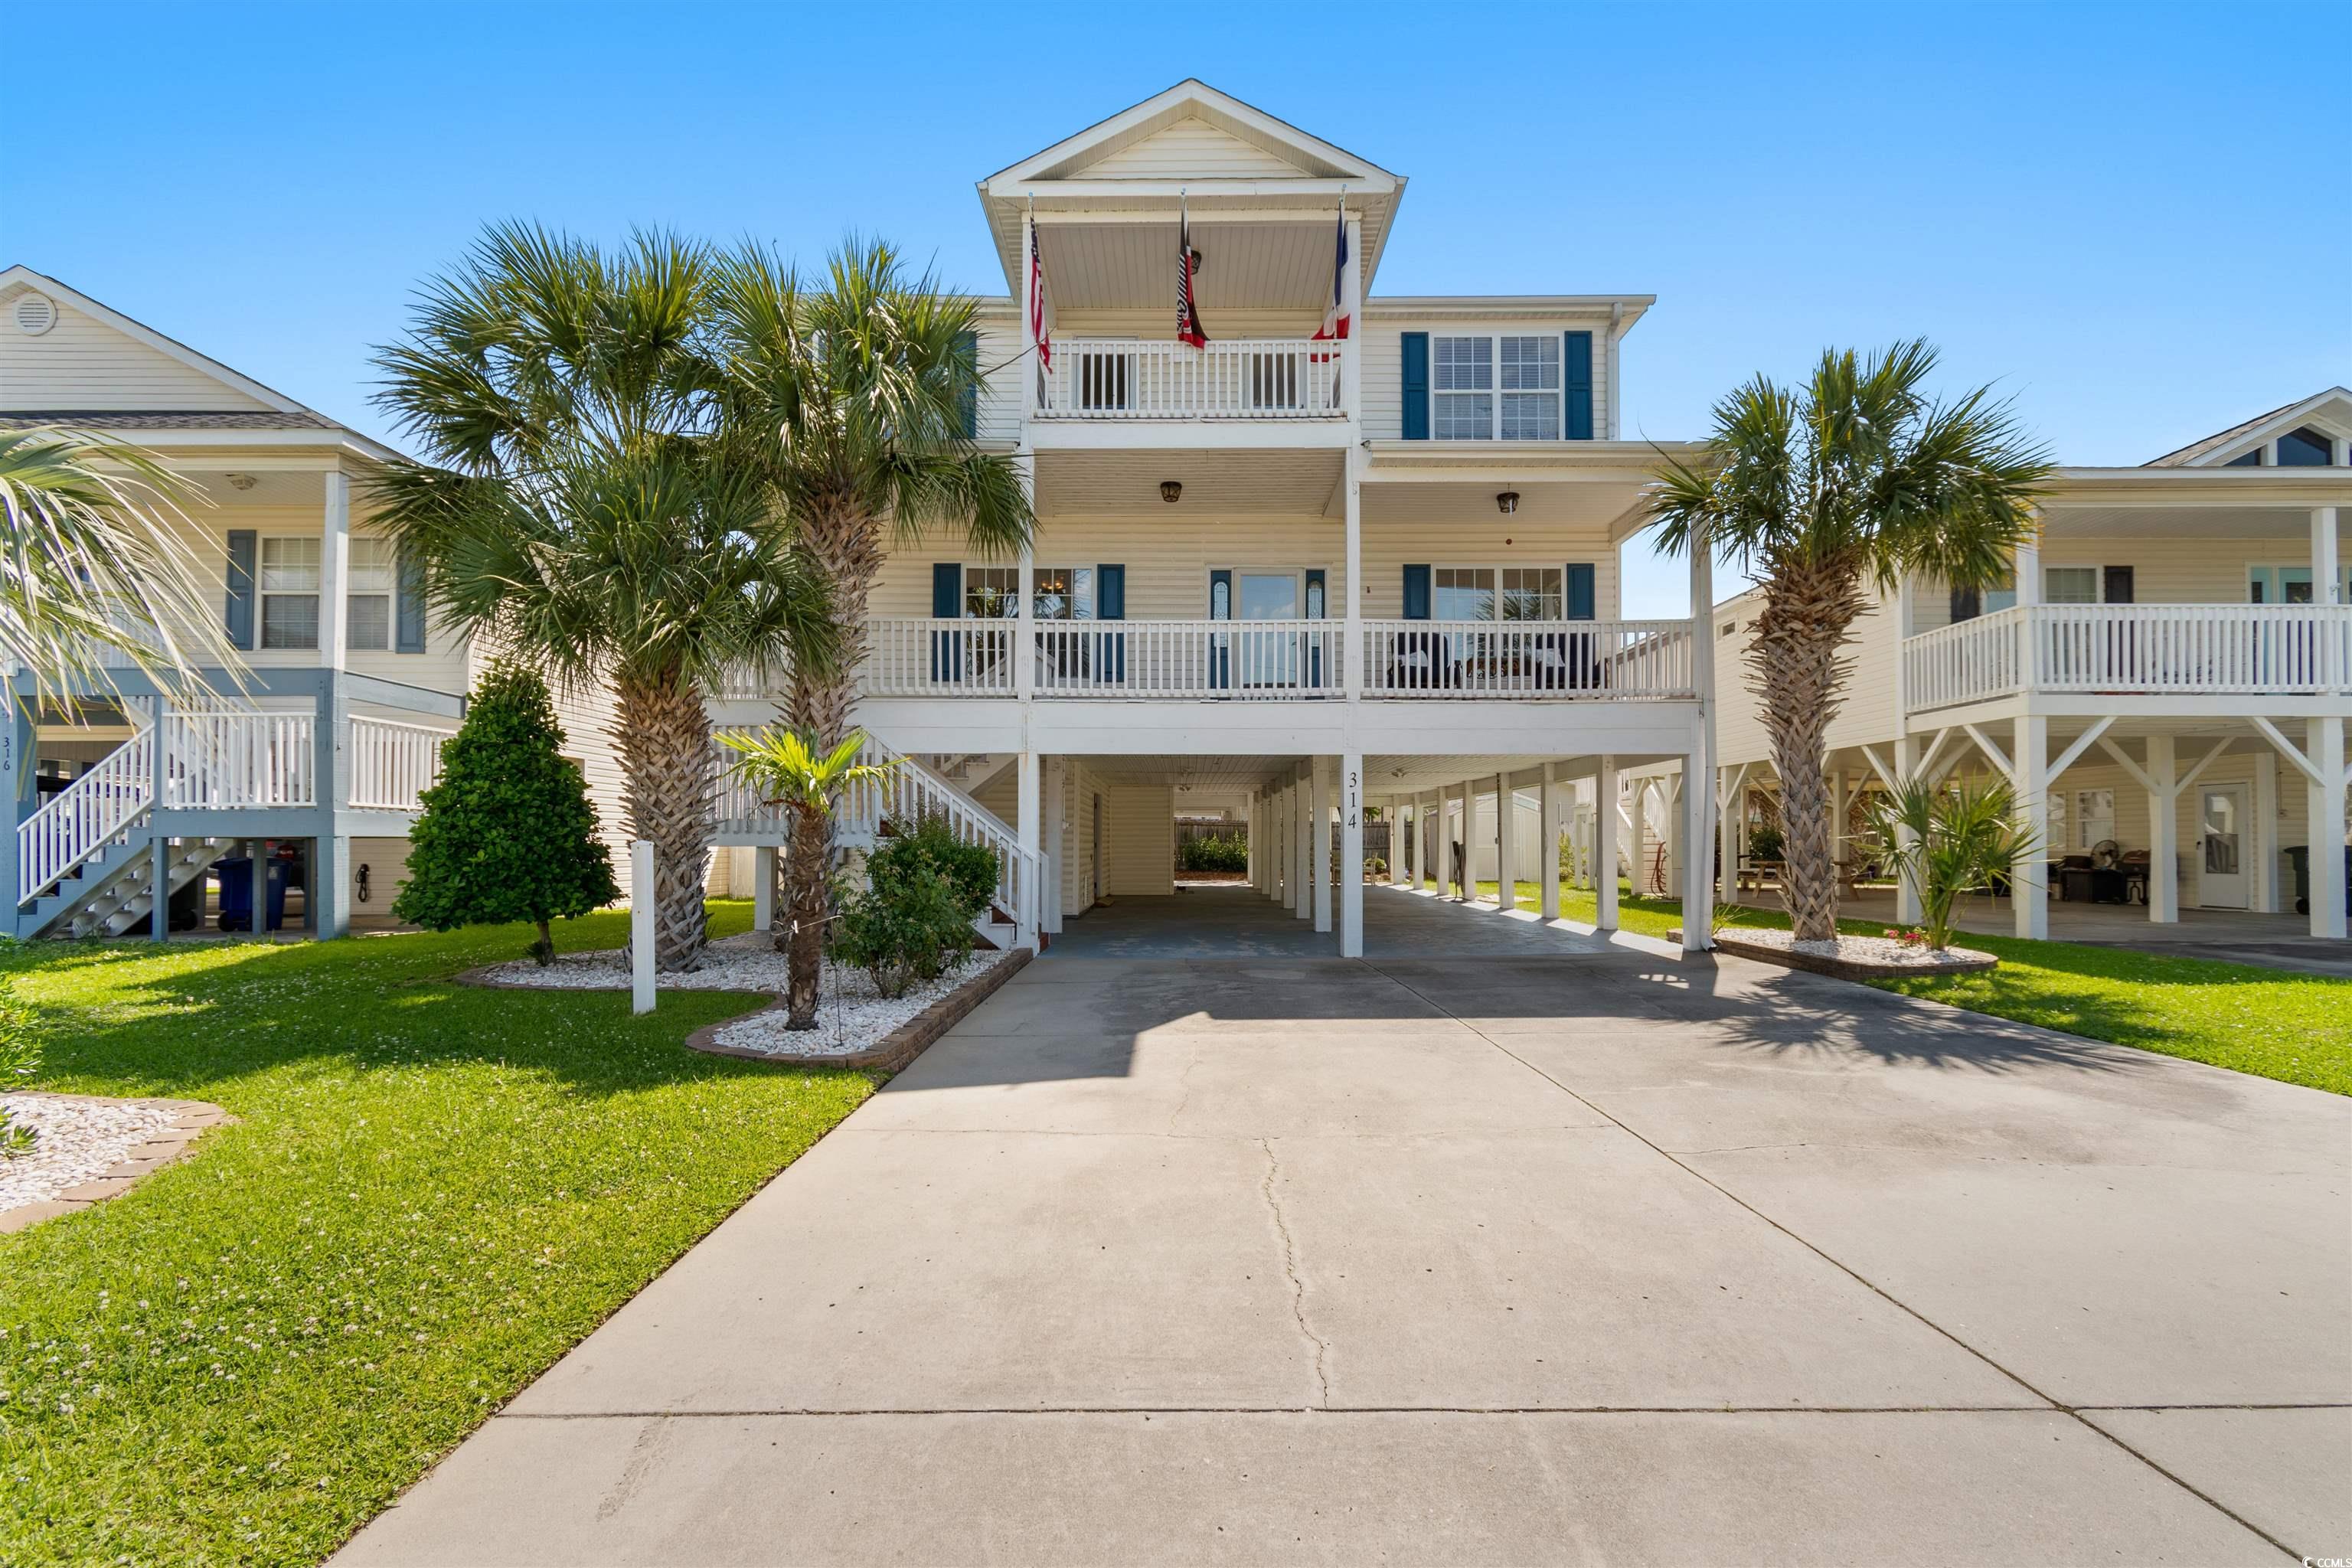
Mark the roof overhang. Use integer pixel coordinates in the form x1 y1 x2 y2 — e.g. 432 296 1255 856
2044 466 2352 508
2145 386 2352 468
975 80 1404 297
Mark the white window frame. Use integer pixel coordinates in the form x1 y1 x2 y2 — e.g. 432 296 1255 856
2042 564 2106 605
347 534 397 652
1205 567 1321 621
962 566 1021 619
258 535 322 652
2249 561 2352 605
1431 563 1570 622
1432 335 1561 441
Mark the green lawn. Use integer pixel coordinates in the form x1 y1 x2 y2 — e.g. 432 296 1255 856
0 903 871 1567
1426 876 2352 1097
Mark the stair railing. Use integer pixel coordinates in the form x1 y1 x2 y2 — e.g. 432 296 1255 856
16 725 156 904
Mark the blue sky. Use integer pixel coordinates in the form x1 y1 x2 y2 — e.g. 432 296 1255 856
6 1 2345 614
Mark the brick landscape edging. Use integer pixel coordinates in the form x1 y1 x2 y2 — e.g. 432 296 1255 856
684 946 1031 1072
1692 929 1999 982
0 1095 231 1234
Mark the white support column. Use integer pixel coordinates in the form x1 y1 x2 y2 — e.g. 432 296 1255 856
2014 715 2050 940
2252 751 2280 913
1042 758 1066 934
2314 506 2341 606
1390 799 1410 887
1539 762 1562 920
1494 774 1516 912
1015 549 1036 701
1017 750 1042 950
1626 777 1648 897
753 844 777 933
1343 473 1364 701
1682 727 1714 953
321 471 350 674
1892 736 1922 923
2310 715 2347 940
630 841 655 1014
2014 537 2041 608
1717 766 1740 910
1417 793 1435 892
1294 768 1313 922
1312 756 1334 934
2145 735 2179 924
1339 754 1364 956
1595 757 1619 931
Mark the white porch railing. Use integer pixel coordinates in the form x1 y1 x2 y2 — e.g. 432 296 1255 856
162 712 315 808
710 732 1044 936
862 619 1019 697
1034 621 1346 698
1034 338 1346 420
1904 604 2352 709
15 724 155 903
348 717 449 810
1361 619 1698 699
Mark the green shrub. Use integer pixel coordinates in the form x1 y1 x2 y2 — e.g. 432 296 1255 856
1746 825 1785 861
1363 856 1387 878
393 661 619 963
1178 833 1249 873
832 865 978 999
0 978 39 1156
872 814 1000 916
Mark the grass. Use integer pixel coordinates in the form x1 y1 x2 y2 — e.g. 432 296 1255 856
1419 876 2352 1096
0 902 873 1567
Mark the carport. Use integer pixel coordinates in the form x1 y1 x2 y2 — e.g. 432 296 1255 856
1044 882 1632 960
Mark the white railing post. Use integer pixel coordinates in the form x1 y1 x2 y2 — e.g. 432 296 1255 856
630 840 655 1012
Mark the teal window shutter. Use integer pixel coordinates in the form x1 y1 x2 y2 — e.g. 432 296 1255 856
1400 333 1429 439
1564 332 1593 439
1565 564 1596 620
1096 564 1125 682
224 531 257 650
1402 564 1431 619
929 563 963 681
952 331 978 439
395 546 426 653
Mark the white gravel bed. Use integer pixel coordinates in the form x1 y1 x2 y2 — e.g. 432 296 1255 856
0 1094 179 1213
484 932 1015 1057
1723 928 1995 968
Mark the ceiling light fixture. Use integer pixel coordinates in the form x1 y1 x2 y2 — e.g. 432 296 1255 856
227 473 259 492
1160 480 1182 503
1495 490 1520 515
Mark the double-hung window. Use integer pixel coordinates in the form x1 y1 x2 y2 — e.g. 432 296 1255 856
1501 566 1564 620
2043 567 2101 605
1433 335 1560 439
1432 337 1492 439
1432 567 1494 620
963 567 1019 618
347 536 397 651
962 567 1095 619
259 537 321 650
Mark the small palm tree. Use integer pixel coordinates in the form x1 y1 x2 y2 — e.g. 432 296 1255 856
370 223 834 972
1651 341 2050 942
1869 775 2038 950
0 425 240 701
707 238 1032 950
719 727 898 1027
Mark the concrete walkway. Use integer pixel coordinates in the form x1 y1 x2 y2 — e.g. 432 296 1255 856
341 902 2351 1565
1045 884 1635 960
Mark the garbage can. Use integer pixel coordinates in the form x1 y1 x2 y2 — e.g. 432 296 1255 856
2290 844 2352 918
168 872 207 933
215 857 291 932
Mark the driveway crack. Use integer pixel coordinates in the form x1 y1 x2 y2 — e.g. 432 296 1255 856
1257 1136 1331 1407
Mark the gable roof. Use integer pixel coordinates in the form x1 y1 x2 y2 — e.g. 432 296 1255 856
2144 386 2352 467
975 80 1406 295
0 265 398 459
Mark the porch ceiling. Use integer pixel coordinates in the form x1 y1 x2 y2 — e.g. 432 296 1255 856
2048 505 2344 541
1034 446 1344 517
1040 220 1338 314
1359 476 1651 533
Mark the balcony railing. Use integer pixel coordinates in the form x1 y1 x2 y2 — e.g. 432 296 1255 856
1034 338 1345 420
720 619 1700 702
1361 619 1698 700
1904 603 2352 710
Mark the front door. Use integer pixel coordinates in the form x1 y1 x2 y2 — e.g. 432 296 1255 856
1235 572 1301 688
2198 784 2249 909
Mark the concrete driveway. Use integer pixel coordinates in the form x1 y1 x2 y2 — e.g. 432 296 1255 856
341 918 2352 1565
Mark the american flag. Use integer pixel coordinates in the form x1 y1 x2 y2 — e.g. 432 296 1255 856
1310 203 1349 391
1028 215 1052 373
1176 204 1208 348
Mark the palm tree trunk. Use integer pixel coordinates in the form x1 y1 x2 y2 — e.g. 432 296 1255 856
777 494 881 975
612 665 716 972
782 800 829 1027
1747 558 1867 943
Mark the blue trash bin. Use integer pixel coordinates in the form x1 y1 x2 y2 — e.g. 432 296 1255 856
214 857 291 932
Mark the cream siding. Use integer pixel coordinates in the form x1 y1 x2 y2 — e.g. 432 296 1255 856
347 837 416 931
0 288 279 411
1101 779 1175 895
972 310 1024 443
1362 519 1620 620
1079 119 1310 179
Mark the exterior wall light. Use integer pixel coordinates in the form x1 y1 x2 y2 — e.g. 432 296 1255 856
1161 481 1182 503
1495 490 1519 514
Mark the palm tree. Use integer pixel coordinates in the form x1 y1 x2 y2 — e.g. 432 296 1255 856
706 237 1032 972
1868 774 2038 951
370 222 833 972
719 727 898 1027
0 424 240 701
1650 341 2050 942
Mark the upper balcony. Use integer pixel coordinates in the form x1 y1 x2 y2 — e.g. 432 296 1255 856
1033 338 1345 423
1903 603 2351 711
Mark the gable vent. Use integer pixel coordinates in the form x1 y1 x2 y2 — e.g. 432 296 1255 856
13 293 57 335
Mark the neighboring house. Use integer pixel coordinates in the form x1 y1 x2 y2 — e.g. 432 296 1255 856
0 266 633 940
704 80 1723 956
1698 388 2350 940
